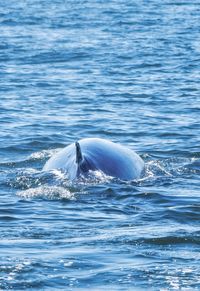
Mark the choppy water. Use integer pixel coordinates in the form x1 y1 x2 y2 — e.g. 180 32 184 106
0 0 200 290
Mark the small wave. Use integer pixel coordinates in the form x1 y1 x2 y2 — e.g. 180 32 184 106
17 186 75 200
10 166 97 200
139 155 200 185
28 149 55 161
0 149 55 170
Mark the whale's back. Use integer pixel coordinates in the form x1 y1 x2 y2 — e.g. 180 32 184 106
43 138 144 180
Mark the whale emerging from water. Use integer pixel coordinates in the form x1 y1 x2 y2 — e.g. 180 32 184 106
43 138 144 180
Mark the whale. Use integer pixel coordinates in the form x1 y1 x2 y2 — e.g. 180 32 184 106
43 138 144 180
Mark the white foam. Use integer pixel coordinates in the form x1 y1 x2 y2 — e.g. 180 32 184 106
17 185 75 200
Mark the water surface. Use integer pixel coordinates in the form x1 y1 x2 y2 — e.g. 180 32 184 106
0 0 200 290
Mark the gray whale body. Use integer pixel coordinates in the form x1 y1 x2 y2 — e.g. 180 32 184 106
43 138 144 180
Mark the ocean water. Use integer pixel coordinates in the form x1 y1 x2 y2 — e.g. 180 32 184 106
0 0 200 290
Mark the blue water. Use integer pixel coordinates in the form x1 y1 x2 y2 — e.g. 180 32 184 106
0 0 200 289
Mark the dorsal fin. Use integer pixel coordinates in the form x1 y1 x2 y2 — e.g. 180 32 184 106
75 141 83 164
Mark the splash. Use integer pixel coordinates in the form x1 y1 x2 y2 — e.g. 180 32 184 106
29 149 54 160
75 170 113 185
17 185 75 200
